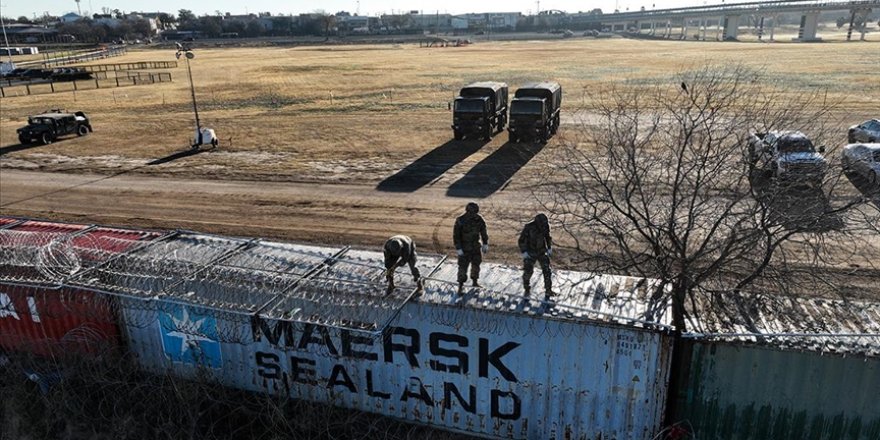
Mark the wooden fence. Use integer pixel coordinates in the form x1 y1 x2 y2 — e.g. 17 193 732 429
0 72 173 98
78 61 178 72
41 46 129 67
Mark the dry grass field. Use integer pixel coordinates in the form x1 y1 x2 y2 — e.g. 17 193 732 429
1 36 877 183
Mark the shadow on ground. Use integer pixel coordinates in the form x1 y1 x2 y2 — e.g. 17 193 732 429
376 140 486 192
0 143 44 156
446 141 545 198
751 173 843 231
147 148 209 166
844 171 880 209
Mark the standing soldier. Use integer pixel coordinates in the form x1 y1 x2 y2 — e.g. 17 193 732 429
519 213 554 298
383 235 421 294
453 202 489 294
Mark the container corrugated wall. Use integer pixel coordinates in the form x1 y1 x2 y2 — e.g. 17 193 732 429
0 283 122 356
672 340 880 439
0 219 159 357
120 298 673 439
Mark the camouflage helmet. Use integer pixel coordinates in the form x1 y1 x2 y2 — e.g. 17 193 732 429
466 202 480 214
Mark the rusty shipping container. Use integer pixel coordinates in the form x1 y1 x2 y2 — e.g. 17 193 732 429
108 233 675 439
671 293 880 439
0 218 159 356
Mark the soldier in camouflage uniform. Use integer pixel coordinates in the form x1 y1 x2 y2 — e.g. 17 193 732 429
518 213 554 298
453 202 489 294
383 235 421 294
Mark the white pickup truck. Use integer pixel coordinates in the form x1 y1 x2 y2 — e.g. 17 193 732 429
748 131 827 186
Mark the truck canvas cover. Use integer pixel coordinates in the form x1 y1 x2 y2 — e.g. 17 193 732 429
459 81 508 109
514 82 562 109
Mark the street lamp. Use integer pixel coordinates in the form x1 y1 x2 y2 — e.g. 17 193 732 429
1 3 15 69
175 43 217 149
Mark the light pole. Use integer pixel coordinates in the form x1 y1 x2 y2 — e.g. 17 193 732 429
175 43 215 149
1 3 14 66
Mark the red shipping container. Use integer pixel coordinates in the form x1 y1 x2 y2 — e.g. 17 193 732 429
0 218 160 357
0 283 121 356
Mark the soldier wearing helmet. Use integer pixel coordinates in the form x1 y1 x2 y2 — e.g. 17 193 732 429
453 202 489 294
518 213 554 298
383 235 421 294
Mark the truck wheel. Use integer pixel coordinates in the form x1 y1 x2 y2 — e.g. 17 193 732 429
40 132 53 145
19 135 30 145
77 125 89 136
453 131 463 141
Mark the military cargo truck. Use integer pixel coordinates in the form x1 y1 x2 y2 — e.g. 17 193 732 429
451 82 508 141
508 82 562 144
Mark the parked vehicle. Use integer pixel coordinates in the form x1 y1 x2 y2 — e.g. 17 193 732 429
1 68 27 79
842 143 880 185
16 110 92 145
50 67 92 81
748 131 827 186
508 82 562 144
451 82 508 141
848 119 880 143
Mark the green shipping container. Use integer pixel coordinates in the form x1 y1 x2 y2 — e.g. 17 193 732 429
672 340 880 440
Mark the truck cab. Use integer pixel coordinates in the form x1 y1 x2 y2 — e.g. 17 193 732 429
508 82 562 144
452 81 508 141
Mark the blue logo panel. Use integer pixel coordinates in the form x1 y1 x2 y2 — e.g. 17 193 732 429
158 304 222 368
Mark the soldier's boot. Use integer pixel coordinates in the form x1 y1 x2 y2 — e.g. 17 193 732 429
523 282 531 297
386 283 395 295
544 283 555 301
415 277 424 292
457 283 464 294
472 279 482 288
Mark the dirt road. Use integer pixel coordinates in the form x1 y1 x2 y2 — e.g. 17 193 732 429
3 169 879 300
0 169 533 258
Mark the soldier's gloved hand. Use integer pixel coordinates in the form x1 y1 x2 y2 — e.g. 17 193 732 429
481 244 489 254
456 249 464 257
521 251 530 259
547 247 553 257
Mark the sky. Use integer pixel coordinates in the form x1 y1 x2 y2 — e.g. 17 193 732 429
1 0 713 20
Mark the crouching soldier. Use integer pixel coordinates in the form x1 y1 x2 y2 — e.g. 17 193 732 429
383 235 421 294
518 213 554 298
453 202 489 294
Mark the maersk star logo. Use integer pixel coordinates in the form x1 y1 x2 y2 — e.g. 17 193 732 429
158 305 221 368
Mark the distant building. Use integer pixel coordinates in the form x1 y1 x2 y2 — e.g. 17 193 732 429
410 13 453 32
451 12 521 31
60 12 83 23
4 25 60 43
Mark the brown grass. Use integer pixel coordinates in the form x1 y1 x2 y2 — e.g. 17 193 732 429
1 37 877 182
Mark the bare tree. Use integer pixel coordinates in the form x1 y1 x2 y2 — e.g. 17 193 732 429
534 65 879 331
313 10 337 39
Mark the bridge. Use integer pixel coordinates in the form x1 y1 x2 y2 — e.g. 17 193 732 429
568 0 878 41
